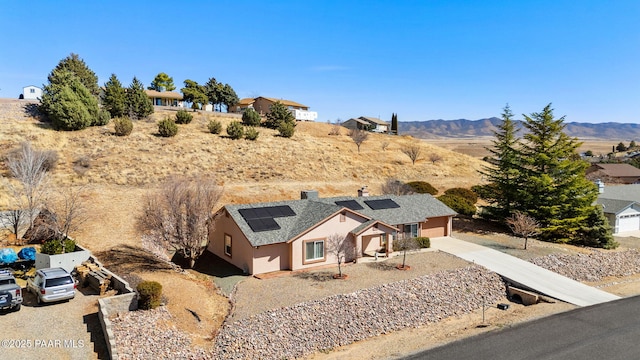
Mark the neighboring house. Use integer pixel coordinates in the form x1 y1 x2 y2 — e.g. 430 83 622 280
343 116 390 132
22 85 42 100
596 183 640 234
207 188 456 275
586 163 640 184
230 96 318 121
145 89 184 107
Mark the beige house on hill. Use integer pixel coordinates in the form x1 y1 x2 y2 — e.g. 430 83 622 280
145 89 183 107
207 189 456 275
231 96 318 121
343 116 390 133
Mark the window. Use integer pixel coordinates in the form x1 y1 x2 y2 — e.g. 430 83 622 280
224 234 232 257
380 233 388 247
404 223 419 238
340 213 346 222
30 88 35 93
304 239 324 262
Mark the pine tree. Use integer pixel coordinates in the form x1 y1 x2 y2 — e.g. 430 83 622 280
479 105 523 220
391 113 398 135
148 72 176 91
49 53 100 96
127 77 154 119
265 101 295 129
40 69 99 130
103 74 127 118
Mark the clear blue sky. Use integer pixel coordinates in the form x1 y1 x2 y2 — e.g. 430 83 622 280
1 1 638 123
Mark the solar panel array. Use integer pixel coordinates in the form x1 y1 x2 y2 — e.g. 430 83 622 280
238 205 296 233
334 200 364 211
364 199 400 210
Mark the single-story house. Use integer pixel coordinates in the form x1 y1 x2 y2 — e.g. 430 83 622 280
596 183 640 234
586 163 640 184
230 96 318 121
343 116 390 133
145 89 184 107
207 188 456 275
22 85 42 100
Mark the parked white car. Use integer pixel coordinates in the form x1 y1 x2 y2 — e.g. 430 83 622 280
27 267 76 304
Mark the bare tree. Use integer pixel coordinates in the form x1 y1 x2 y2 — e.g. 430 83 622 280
401 142 422 165
394 235 419 269
47 186 88 242
429 153 443 164
137 177 223 268
349 129 369 153
5 142 51 236
380 178 414 196
381 141 389 151
328 119 342 135
506 211 540 250
327 233 355 278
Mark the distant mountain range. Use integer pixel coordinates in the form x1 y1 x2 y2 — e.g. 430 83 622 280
399 118 640 140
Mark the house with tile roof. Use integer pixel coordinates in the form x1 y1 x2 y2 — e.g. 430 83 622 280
230 96 318 121
596 183 640 234
206 188 456 275
343 116 390 133
586 163 640 184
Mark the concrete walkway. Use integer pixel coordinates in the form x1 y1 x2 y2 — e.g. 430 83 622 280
431 237 621 307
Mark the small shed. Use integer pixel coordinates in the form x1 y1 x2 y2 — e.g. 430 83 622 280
22 85 42 100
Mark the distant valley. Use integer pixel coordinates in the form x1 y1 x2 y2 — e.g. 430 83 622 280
399 118 640 140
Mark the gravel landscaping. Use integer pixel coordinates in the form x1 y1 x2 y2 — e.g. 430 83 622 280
529 249 640 282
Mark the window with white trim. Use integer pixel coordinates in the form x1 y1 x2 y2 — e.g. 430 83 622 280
224 234 232 257
404 223 419 238
305 240 324 261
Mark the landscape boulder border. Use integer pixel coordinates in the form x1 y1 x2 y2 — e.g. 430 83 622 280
529 249 640 282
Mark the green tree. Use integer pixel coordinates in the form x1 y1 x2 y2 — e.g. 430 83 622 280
518 104 611 246
616 142 627 152
41 69 99 130
158 118 178 137
103 74 127 118
265 101 295 129
220 83 239 112
478 105 523 220
242 108 261 126
126 77 154 119
148 72 176 91
629 140 637 149
204 78 219 110
181 79 207 109
226 121 244 139
391 113 398 135
48 53 99 96
278 121 295 138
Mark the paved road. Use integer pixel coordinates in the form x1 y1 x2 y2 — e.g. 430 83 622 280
431 237 620 306
405 295 640 360
0 285 108 360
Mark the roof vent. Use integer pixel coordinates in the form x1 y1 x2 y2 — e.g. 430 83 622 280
358 186 370 197
301 190 318 199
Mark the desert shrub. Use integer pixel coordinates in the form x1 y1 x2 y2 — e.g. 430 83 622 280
244 127 260 141
444 187 478 204
94 109 111 126
415 237 430 248
42 150 59 171
175 109 193 124
241 108 261 126
227 121 244 139
40 238 76 255
406 181 438 195
113 116 133 136
158 118 178 137
137 280 163 310
208 119 222 134
438 194 476 216
278 121 295 138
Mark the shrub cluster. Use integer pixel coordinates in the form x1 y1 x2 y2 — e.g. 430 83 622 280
241 108 261 126
158 118 178 137
415 237 430 248
113 117 133 136
137 280 162 310
244 127 260 141
444 187 478 204
278 121 295 138
40 238 76 255
438 194 476 216
208 119 222 134
406 181 438 195
227 121 244 139
175 109 193 124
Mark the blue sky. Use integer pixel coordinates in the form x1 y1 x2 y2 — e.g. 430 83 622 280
1 1 638 123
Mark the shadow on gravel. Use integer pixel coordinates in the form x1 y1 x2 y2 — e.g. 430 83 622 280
293 271 334 282
193 251 247 296
366 262 397 271
83 312 109 359
454 216 511 235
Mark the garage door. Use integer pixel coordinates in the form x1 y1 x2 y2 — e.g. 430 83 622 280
618 214 640 233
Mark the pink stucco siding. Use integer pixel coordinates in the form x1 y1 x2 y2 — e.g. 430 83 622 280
422 216 451 238
207 211 256 274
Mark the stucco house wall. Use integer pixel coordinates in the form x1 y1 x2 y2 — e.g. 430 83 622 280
208 211 256 274
421 216 451 238
252 243 290 275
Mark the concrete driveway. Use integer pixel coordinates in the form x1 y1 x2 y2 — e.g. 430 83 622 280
0 285 108 360
431 237 620 306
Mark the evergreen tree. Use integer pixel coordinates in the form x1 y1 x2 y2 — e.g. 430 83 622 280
220 83 239 112
148 72 176 91
204 78 219 109
49 53 100 96
391 113 398 135
265 101 295 129
479 105 523 220
40 69 99 130
103 74 127 118
242 108 261 126
126 77 154 119
181 79 207 109
518 104 608 245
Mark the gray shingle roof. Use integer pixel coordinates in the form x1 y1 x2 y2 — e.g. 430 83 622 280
599 184 640 203
223 194 456 247
596 198 636 215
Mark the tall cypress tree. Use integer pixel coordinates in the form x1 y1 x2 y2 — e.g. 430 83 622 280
479 105 523 220
103 74 126 118
126 77 154 119
391 113 398 135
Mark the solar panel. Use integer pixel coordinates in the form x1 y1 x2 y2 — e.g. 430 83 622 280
364 199 400 210
239 205 296 220
246 218 281 232
335 200 364 211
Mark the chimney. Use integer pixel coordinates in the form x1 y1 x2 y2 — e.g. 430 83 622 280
301 190 318 199
595 179 604 194
357 186 370 197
